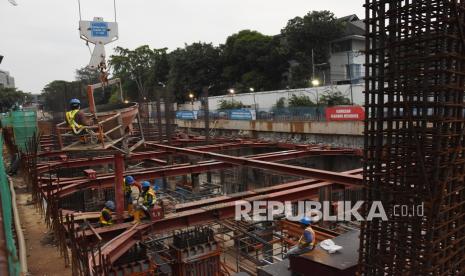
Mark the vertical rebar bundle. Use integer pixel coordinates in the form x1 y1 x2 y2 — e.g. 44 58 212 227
362 0 465 274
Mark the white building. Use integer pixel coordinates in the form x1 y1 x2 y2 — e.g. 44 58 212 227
329 14 365 84
0 70 15 88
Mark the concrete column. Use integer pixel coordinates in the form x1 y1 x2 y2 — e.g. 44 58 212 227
166 155 176 190
192 173 200 194
220 170 226 194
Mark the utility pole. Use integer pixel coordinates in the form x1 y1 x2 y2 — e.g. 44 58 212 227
202 86 210 145
312 49 315 81
347 51 354 105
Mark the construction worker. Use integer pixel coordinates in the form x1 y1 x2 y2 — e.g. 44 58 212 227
132 181 156 224
284 217 315 258
123 176 141 214
141 181 156 217
99 201 115 226
65 98 92 141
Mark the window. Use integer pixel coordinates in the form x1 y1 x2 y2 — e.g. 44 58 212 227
332 40 352 53
346 64 362 79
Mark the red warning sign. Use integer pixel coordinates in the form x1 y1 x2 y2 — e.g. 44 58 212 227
325 106 365 121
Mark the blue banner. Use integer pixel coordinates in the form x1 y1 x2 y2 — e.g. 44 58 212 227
176 110 197 120
229 109 253 120
91 21 109 37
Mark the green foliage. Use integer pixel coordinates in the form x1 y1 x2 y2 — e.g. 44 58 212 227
319 90 351 106
41 80 86 112
167 42 221 101
274 97 287 109
110 46 169 101
75 67 100 85
41 10 346 104
0 87 30 112
108 89 122 104
222 30 289 92
281 11 344 88
288 94 315 107
218 99 244 110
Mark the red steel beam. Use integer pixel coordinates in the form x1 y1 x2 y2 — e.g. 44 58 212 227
53 149 359 198
39 148 356 187
151 144 363 186
35 139 262 158
36 142 273 174
93 179 341 265
63 168 362 222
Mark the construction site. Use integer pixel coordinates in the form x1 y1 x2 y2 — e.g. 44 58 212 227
1 0 465 275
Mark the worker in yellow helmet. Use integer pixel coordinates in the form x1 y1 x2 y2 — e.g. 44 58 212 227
132 181 156 224
99 201 115 227
284 217 316 258
65 98 92 142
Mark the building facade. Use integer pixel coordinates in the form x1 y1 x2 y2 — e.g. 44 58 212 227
0 70 15 88
329 15 365 84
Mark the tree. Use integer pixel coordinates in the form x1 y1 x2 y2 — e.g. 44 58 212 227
110 46 169 101
221 30 289 92
75 67 100 85
288 94 315 107
41 80 85 112
218 99 244 110
281 11 344 87
319 90 351 106
274 97 286 109
0 87 30 112
167 42 221 101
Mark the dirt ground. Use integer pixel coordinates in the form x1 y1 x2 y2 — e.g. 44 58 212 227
14 176 72 276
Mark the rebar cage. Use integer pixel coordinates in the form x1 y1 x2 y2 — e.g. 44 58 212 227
362 0 465 274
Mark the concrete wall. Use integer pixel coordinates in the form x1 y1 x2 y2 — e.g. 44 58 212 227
182 84 364 111
177 119 364 148
178 119 363 135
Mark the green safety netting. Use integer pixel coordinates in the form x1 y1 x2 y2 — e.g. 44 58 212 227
0 135 21 276
0 111 37 151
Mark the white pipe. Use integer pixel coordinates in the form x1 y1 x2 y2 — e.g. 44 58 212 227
7 176 28 274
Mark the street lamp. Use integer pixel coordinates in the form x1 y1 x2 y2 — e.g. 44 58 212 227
229 88 235 104
249 87 257 114
188 92 194 111
124 100 129 104
311 79 320 87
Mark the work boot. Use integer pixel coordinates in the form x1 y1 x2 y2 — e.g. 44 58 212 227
131 210 141 224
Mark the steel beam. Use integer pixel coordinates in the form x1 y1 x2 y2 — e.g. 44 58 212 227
151 144 362 186
92 178 346 265
53 150 360 198
36 142 274 174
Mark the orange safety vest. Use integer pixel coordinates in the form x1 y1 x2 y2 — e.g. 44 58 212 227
298 226 315 248
65 109 84 134
99 207 113 226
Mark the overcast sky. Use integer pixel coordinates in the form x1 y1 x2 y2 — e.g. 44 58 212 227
0 0 364 94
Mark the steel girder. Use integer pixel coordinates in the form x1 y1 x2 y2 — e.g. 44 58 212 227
50 149 359 198
151 144 363 186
